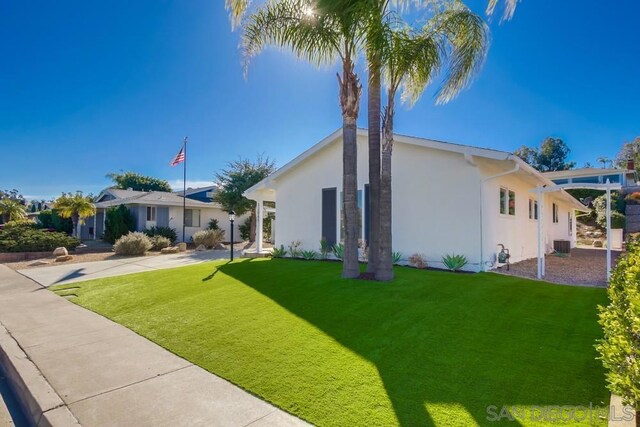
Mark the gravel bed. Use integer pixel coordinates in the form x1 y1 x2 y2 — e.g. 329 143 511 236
494 248 622 287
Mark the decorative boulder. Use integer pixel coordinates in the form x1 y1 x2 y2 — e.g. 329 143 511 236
53 247 68 256
177 242 187 252
55 255 73 262
214 243 226 250
161 247 180 254
195 244 207 252
593 240 604 248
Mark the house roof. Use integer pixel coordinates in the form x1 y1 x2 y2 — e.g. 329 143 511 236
542 167 635 179
94 189 221 209
244 128 587 211
174 185 219 197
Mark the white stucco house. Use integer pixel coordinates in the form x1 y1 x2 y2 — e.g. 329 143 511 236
244 128 587 271
80 188 243 242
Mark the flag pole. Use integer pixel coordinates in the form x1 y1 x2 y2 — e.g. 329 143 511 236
182 136 188 243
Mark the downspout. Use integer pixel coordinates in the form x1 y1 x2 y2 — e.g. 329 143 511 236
479 160 520 271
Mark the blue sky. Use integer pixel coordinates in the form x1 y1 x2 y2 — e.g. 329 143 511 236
1 0 639 200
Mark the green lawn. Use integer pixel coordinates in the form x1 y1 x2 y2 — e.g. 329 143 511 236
51 259 609 426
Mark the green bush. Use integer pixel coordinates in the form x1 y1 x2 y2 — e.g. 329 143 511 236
149 235 171 251
332 243 344 260
610 211 626 229
301 250 317 260
114 232 152 256
319 238 330 260
0 224 80 252
392 251 402 265
38 209 73 234
2 219 37 230
144 226 177 243
192 229 225 249
207 218 220 230
593 192 626 229
596 238 640 413
271 245 287 258
239 217 251 241
442 254 469 271
104 205 136 243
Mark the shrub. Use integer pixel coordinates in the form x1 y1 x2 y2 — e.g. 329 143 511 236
2 219 37 230
319 238 330 260
239 217 251 241
392 251 402 265
610 211 626 229
625 192 640 204
192 229 225 249
207 218 220 230
38 209 73 233
288 241 301 258
301 250 317 260
144 226 177 243
332 243 344 261
408 253 426 269
149 235 171 251
0 225 80 252
114 232 152 256
271 245 287 258
442 254 469 271
594 192 626 229
104 205 136 243
596 238 640 415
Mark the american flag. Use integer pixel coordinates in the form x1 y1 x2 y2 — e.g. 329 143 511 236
170 145 185 166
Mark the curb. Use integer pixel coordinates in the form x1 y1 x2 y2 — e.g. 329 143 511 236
0 323 80 426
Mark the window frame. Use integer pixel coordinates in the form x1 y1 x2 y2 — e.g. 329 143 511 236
528 199 538 220
552 203 559 224
146 206 156 222
185 209 201 227
499 187 516 217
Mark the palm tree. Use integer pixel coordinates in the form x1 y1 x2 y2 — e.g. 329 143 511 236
597 156 611 169
54 192 96 238
242 0 364 278
375 5 489 280
0 199 27 223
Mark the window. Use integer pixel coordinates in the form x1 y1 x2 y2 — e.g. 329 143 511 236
572 176 600 184
552 179 569 185
185 209 200 227
552 203 559 223
499 188 515 216
146 206 156 222
602 174 621 184
528 199 538 220
568 212 573 235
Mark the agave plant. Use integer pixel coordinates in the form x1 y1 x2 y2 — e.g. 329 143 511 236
271 245 287 258
392 251 402 265
301 250 318 260
442 254 469 272
332 243 345 261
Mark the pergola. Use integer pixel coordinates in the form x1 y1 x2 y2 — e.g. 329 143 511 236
530 180 621 281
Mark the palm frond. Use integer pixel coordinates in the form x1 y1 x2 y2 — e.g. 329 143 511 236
486 0 518 21
241 0 349 74
227 0 251 29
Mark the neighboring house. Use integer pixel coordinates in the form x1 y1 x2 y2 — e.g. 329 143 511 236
175 185 219 203
80 188 243 242
542 164 638 188
244 128 587 271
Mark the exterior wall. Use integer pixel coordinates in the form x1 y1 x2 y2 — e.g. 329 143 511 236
272 134 483 270
168 206 247 243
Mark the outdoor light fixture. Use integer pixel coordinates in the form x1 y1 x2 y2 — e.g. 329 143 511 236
229 210 236 261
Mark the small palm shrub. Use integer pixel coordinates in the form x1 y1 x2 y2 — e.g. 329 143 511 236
332 243 344 260
319 238 330 260
207 218 220 230
442 254 469 271
408 253 426 269
271 245 287 258
301 250 317 260
392 251 402 265
149 235 171 251
596 238 640 418
192 229 225 249
288 240 301 258
144 226 177 243
114 232 152 256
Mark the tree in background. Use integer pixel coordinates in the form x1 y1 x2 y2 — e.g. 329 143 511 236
214 156 276 242
615 136 640 173
38 209 73 234
54 192 96 238
103 205 137 243
0 199 27 223
597 156 612 169
107 171 173 192
514 137 575 172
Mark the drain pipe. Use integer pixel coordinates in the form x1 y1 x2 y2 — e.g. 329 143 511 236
479 160 520 271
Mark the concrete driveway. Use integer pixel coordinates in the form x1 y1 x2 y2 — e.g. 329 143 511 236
18 250 233 287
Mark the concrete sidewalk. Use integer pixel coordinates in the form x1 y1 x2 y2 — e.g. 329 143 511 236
0 265 307 426
18 250 234 287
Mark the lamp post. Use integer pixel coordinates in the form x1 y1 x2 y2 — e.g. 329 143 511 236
229 210 235 261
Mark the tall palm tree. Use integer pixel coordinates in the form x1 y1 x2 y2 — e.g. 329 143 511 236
376 5 489 280
54 192 96 238
0 199 27 223
242 0 364 278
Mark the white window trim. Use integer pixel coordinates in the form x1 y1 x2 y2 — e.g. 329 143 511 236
528 198 539 221
146 206 157 222
185 209 201 228
499 187 516 217
552 203 559 224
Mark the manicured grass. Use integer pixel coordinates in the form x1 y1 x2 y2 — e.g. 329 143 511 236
52 259 609 426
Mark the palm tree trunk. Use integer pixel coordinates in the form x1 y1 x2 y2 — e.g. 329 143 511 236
377 95 394 281
72 213 80 239
338 55 361 279
366 52 381 276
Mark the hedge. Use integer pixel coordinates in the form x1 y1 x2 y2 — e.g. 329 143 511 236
0 223 80 252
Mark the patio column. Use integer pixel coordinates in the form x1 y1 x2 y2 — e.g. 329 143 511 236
537 185 544 279
102 208 106 238
93 213 97 240
256 198 263 253
606 180 612 281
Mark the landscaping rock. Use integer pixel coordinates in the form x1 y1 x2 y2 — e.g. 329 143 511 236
195 244 207 252
214 243 226 250
52 247 68 256
593 240 604 248
177 242 187 252
55 255 73 262
161 247 180 254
